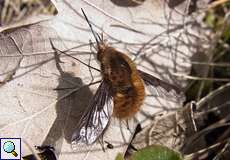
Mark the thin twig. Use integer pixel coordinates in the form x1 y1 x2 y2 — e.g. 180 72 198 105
184 139 230 160
208 0 230 9
190 61 230 67
172 73 230 82
197 82 230 107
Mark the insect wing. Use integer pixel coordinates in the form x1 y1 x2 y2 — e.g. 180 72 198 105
138 70 185 102
72 81 113 145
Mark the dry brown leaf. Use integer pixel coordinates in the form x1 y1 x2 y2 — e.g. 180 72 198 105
0 0 207 159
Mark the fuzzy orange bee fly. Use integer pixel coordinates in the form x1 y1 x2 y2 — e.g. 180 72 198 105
71 9 183 145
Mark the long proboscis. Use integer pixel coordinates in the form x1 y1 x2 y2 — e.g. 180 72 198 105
81 8 100 47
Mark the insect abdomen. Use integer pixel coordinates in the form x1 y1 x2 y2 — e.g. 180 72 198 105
113 73 145 119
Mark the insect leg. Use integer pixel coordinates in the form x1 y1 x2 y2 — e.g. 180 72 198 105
49 38 100 72
89 39 97 51
50 39 102 89
124 123 142 158
98 137 106 152
88 40 95 84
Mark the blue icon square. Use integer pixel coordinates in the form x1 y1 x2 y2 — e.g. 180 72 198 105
0 138 21 160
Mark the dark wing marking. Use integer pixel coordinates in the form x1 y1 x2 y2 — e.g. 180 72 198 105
71 81 113 145
138 70 185 102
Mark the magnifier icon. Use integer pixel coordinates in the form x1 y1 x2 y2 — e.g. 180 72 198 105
3 141 18 157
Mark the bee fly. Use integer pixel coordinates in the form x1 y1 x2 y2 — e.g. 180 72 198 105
71 9 184 146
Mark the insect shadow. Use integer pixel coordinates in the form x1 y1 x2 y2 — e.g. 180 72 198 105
110 0 145 7
167 0 198 14
42 50 94 156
